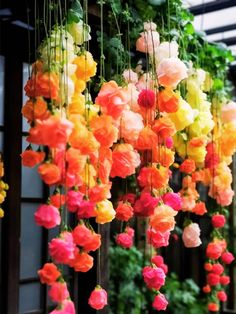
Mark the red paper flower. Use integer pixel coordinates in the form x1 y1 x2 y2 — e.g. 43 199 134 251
138 89 156 109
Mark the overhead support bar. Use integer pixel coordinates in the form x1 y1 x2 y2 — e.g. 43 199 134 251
206 23 236 35
190 0 236 15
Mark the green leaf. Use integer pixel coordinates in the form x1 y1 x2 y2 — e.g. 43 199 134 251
67 0 83 23
185 22 194 35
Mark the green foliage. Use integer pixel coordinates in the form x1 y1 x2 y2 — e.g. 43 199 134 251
162 273 208 314
109 246 151 314
109 246 207 314
99 0 234 104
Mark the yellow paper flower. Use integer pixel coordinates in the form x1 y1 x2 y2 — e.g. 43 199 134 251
95 200 116 224
73 51 97 82
67 21 91 45
169 98 195 131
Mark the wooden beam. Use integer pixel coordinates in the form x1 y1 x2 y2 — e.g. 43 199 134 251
1 56 22 314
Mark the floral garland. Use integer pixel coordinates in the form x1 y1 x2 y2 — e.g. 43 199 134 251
20 0 235 311
21 6 114 312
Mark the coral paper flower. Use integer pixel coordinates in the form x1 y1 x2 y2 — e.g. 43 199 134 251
157 87 179 113
95 81 127 120
27 116 73 149
34 204 61 229
21 149 45 168
152 116 176 139
110 144 140 178
38 163 61 185
22 97 50 122
69 250 94 272
38 263 61 285
152 293 168 311
179 159 196 173
135 126 158 150
25 68 59 99
90 115 118 148
138 165 169 190
88 287 108 310
150 204 177 233
147 229 170 248
115 201 134 221
206 242 223 260
207 303 219 312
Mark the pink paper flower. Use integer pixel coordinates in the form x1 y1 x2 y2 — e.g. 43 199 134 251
49 231 76 264
122 69 138 84
77 200 96 219
142 266 166 290
216 188 234 206
182 223 202 248
157 57 188 88
116 233 133 249
162 192 182 211
88 287 108 310
152 293 168 311
221 252 235 264
125 227 135 238
48 282 70 303
136 30 160 54
50 300 75 314
221 101 236 123
120 110 144 143
34 204 61 229
66 190 84 213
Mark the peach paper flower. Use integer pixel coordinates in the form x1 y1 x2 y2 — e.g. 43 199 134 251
182 223 202 248
157 57 188 88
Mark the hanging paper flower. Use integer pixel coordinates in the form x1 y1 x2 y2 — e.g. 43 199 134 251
152 293 168 311
34 204 61 229
182 223 202 248
88 287 108 310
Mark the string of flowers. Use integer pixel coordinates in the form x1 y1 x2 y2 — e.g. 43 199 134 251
21 0 115 312
0 155 8 218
